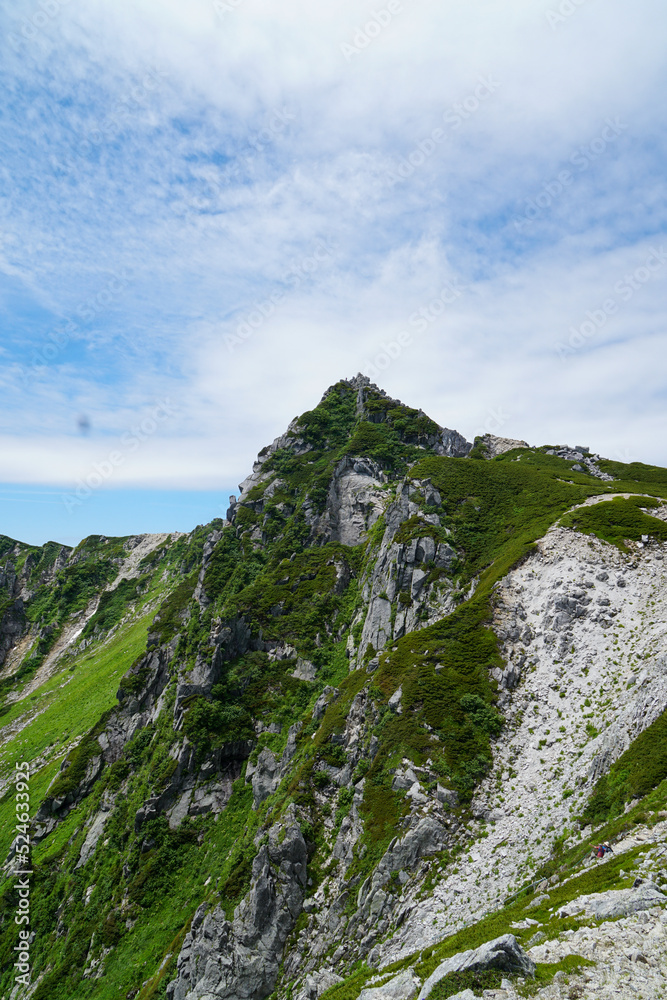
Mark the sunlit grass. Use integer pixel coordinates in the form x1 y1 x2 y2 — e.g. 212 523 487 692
0 611 154 862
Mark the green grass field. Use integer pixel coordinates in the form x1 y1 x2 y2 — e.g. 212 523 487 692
0 611 153 863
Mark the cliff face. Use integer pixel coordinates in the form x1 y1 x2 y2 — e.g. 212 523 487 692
2 375 667 1000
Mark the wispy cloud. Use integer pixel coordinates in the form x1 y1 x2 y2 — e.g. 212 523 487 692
0 0 665 495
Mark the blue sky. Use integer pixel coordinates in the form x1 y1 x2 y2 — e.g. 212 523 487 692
1 0 666 546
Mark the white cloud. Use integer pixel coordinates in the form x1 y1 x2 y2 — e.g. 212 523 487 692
0 0 665 494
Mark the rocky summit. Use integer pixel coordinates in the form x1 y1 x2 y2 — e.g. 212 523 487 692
2 374 667 1000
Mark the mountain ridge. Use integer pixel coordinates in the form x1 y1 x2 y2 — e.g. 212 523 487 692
2 376 667 1000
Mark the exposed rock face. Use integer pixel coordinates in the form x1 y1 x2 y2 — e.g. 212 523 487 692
226 375 471 552
560 882 666 920
135 740 255 833
528 886 667 998
476 433 528 458
11 377 667 1000
429 429 472 458
419 935 535 999
293 657 316 681
373 514 667 967
310 456 386 546
354 481 457 665
545 445 615 481
295 970 344 1000
0 600 26 669
76 804 113 869
167 810 307 1000
194 528 223 606
34 736 251 848
0 539 71 673
0 534 172 697
359 968 421 1000
374 817 450 877
250 747 282 808
234 420 312 507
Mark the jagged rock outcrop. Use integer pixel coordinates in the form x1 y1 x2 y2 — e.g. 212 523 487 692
544 445 615 480
144 739 254 830
0 540 71 672
475 433 529 459
249 747 283 808
167 809 307 1000
194 529 224 607
7 376 667 1000
354 480 457 665
309 456 386 546
0 600 26 668
295 970 345 1000
350 375 471 458
76 795 115 868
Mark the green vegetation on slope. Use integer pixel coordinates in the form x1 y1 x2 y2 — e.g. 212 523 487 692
182 650 312 750
27 539 121 626
11 537 125 686
598 459 667 485
560 495 667 551
0 715 269 1000
411 450 600 587
5 380 667 1000
229 543 362 647
581 705 667 824
82 575 150 638
0 611 154 863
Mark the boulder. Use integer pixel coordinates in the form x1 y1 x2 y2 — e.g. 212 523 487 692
75 810 110 869
375 818 449 880
392 769 415 792
293 658 316 682
388 686 403 713
436 785 459 808
559 882 666 920
527 893 550 909
312 686 339 721
318 456 385 546
434 543 456 570
476 434 529 459
296 970 344 1000
359 968 420 1000
418 935 535 999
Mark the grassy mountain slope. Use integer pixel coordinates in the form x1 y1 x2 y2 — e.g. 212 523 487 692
1 376 667 1000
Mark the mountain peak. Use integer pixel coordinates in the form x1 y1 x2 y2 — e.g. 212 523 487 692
321 372 407 420
4 377 667 1000
320 371 408 407
232 376 472 514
